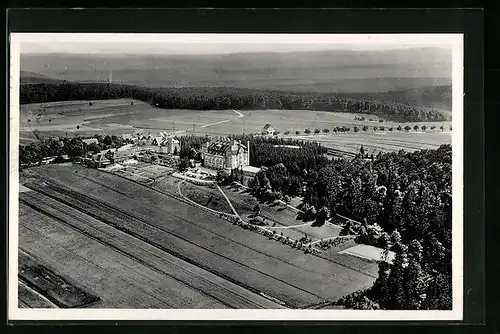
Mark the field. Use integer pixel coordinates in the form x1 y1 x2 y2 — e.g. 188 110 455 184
18 164 377 308
179 182 233 215
20 99 452 156
103 162 174 186
19 99 242 143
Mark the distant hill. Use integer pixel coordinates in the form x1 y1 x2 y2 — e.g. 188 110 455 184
20 48 451 94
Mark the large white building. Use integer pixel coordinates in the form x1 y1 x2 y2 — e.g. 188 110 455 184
201 139 250 172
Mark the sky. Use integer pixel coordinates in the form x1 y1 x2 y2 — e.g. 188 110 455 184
16 33 456 55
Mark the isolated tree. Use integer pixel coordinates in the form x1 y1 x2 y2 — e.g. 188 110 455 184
440 125 445 131
323 128 330 133
421 125 428 131
384 243 408 309
380 126 385 131
388 127 393 131
373 126 378 132
103 135 112 146
354 126 359 132
295 130 301 135
404 125 411 132
314 128 321 134
449 125 452 131
413 125 420 131
362 125 369 131
177 158 189 172
397 125 402 131
284 131 290 135
88 101 93 106
360 145 365 157
379 119 384 123
431 125 436 130
304 128 311 134
283 195 291 204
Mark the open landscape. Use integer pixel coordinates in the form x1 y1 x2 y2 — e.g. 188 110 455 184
20 99 451 156
15 34 455 314
19 164 378 308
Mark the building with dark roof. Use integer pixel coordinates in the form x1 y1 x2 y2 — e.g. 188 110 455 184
261 124 277 136
201 139 249 172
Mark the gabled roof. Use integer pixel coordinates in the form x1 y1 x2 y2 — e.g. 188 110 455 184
262 124 273 130
93 153 110 162
152 136 163 144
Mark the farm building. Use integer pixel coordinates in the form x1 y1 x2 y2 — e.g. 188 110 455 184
261 124 277 136
161 137 181 155
81 152 111 168
105 144 140 163
240 165 261 186
150 135 181 155
201 139 250 172
40 156 57 165
81 138 99 146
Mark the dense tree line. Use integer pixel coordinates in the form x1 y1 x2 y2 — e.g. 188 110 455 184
302 144 452 310
21 82 448 122
232 140 452 309
228 135 328 198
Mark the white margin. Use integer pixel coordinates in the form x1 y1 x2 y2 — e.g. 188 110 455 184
8 33 464 321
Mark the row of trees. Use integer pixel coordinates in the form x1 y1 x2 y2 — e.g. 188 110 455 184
292 124 451 135
21 82 448 122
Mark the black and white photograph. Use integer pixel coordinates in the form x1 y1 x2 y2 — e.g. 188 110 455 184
8 33 463 321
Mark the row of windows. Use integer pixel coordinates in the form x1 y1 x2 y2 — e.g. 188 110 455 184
205 156 225 167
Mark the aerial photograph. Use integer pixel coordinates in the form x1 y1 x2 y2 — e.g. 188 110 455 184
15 34 454 312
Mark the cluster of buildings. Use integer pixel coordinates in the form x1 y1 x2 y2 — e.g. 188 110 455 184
78 125 276 185
80 132 182 168
125 131 181 154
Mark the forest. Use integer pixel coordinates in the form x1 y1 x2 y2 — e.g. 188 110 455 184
243 142 452 310
20 82 448 122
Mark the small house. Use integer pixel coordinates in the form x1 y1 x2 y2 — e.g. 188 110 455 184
261 124 277 136
241 165 261 187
